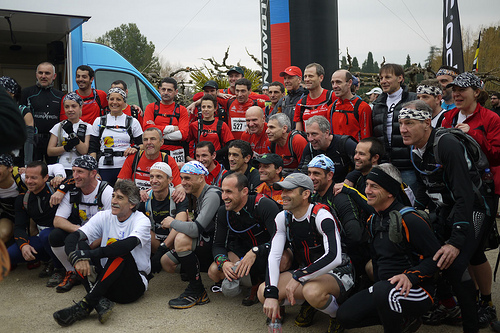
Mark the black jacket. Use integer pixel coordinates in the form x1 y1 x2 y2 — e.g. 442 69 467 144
371 85 416 170
412 129 484 249
368 200 440 289
20 85 64 134
271 86 308 130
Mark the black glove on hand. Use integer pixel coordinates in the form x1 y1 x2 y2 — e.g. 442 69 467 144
68 249 91 266
62 120 74 134
63 136 80 151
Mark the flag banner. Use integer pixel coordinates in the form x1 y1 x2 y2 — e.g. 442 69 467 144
472 31 480 72
443 0 465 72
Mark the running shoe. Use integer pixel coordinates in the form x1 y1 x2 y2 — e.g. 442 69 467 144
242 284 259 306
56 271 81 293
95 297 115 324
327 317 344 333
294 301 317 327
46 268 65 287
168 289 210 309
53 301 91 327
478 304 497 328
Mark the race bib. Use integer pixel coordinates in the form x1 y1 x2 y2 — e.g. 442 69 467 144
171 148 185 163
135 179 151 191
231 118 247 132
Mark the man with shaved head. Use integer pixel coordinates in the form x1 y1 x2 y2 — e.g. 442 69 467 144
241 106 270 158
328 70 372 141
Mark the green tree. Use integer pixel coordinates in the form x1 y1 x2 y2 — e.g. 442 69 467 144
361 52 376 73
96 23 160 73
351 57 360 72
404 54 411 69
340 56 348 70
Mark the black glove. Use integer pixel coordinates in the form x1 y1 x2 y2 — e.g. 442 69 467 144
62 120 74 134
64 136 80 151
68 249 91 266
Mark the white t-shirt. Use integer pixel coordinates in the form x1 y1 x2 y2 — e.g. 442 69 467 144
55 180 113 225
386 88 403 146
49 120 92 169
90 114 143 169
80 210 152 288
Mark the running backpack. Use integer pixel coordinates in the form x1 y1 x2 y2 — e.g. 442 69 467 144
130 151 170 182
225 98 258 112
68 181 109 224
22 182 55 211
298 90 334 121
269 130 308 161
329 97 363 125
98 114 134 143
153 102 180 124
197 119 224 149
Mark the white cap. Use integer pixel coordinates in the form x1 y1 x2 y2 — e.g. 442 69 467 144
150 162 172 177
366 87 382 95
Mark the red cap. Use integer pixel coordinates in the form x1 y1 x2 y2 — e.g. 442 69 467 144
279 66 302 78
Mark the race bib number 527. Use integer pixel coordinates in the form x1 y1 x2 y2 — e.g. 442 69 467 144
231 118 246 132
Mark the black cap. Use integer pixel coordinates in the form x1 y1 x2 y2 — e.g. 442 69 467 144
227 66 244 76
203 80 219 90
256 153 283 168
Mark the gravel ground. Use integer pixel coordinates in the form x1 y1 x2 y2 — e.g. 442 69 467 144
2 222 500 333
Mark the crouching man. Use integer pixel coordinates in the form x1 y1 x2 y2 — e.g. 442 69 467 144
53 180 151 326
259 173 354 332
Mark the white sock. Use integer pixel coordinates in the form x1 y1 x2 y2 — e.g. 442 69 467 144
51 246 74 272
318 295 339 317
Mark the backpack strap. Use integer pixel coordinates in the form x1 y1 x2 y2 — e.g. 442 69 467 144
98 115 107 139
216 119 224 149
131 150 144 182
125 115 134 143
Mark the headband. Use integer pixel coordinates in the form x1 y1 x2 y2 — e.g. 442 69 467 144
436 68 458 78
367 167 401 197
107 87 127 102
63 92 84 106
0 76 18 94
398 107 431 121
308 154 335 172
0 154 14 167
72 155 98 170
416 85 442 96
180 161 208 176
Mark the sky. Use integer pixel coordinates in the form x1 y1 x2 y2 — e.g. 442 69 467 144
3 0 500 72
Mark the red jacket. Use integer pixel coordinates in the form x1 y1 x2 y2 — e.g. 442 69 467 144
442 104 500 194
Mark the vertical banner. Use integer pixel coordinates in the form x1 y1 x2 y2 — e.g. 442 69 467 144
472 31 480 72
442 0 464 72
260 0 272 84
261 0 339 85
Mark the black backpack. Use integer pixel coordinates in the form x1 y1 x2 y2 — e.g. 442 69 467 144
68 181 109 224
298 90 334 122
98 114 134 143
197 119 225 150
329 97 363 125
270 130 308 161
153 101 180 124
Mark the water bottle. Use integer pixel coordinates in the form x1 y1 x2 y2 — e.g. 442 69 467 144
268 320 282 333
483 168 494 194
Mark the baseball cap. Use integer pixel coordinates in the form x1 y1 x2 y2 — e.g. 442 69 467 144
150 162 172 177
307 154 335 173
72 155 98 170
256 153 283 168
262 83 269 90
366 87 382 95
446 72 483 89
221 261 241 297
273 172 314 192
227 66 244 76
203 80 219 90
279 66 302 78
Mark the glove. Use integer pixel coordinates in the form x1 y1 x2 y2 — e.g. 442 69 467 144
163 125 175 134
68 249 91 266
63 136 80 151
62 120 74 134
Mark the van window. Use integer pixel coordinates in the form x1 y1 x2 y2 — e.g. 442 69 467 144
94 70 157 109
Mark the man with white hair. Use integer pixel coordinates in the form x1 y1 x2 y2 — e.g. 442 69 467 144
53 180 151 326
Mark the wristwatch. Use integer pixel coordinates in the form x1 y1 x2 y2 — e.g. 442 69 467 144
252 246 259 255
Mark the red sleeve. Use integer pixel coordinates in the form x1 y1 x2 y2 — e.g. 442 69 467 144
217 97 228 109
293 103 302 122
250 92 270 101
143 103 158 130
468 109 500 166
97 90 108 108
257 100 266 109
167 155 181 186
193 91 204 102
292 134 308 163
188 122 198 157
358 102 373 139
117 153 136 180
60 93 67 121
178 106 189 140
221 122 235 146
